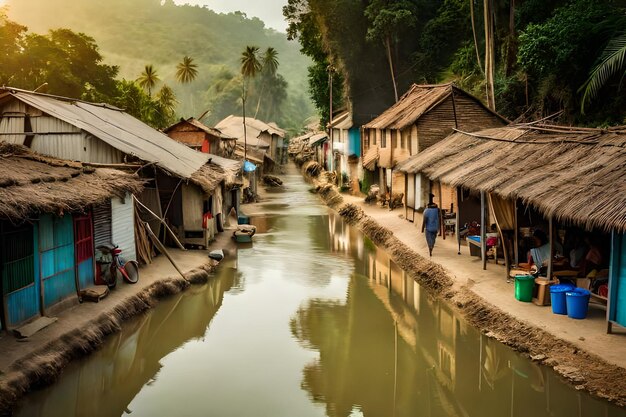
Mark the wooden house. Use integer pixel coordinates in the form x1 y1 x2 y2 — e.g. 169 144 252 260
216 115 286 165
398 123 626 333
164 117 236 158
329 110 361 193
0 143 142 329
0 87 238 260
362 83 506 213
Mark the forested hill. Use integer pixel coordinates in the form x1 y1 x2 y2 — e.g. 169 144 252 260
5 0 314 129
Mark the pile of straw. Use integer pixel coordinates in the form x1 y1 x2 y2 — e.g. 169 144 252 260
302 161 322 177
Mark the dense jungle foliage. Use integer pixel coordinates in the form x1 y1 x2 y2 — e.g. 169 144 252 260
2 0 315 132
284 0 626 127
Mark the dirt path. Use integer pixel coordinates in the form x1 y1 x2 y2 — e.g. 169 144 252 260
301 161 626 407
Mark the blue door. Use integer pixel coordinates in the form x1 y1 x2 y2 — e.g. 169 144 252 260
609 232 626 328
0 221 39 327
39 214 76 309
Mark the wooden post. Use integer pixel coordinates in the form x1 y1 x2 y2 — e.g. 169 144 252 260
438 181 444 239
547 216 554 279
456 187 461 255
481 190 487 270
143 220 186 279
404 174 409 221
132 196 186 250
514 199 519 265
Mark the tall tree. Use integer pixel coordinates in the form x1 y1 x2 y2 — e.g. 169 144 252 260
364 0 416 102
240 46 261 161
176 55 199 84
254 47 280 118
137 64 160 97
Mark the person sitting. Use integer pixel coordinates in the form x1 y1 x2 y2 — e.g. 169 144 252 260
518 229 567 272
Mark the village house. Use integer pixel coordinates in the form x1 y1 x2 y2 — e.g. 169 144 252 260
362 83 506 219
398 123 626 333
0 87 240 262
164 117 236 159
329 110 361 193
215 115 286 165
0 143 143 330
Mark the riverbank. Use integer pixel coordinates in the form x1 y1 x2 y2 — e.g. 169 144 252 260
300 161 626 407
0 230 237 413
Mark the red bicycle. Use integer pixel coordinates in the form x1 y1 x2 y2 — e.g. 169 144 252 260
97 244 139 288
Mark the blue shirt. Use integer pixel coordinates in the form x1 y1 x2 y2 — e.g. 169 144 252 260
423 207 439 233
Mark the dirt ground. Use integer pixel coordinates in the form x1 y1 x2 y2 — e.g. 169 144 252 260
301 161 626 408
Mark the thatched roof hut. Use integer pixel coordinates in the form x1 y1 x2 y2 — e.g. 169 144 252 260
0 143 144 221
396 124 626 232
363 83 507 131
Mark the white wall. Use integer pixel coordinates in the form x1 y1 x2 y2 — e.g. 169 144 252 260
111 193 137 262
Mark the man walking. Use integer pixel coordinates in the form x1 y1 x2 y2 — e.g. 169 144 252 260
421 197 440 257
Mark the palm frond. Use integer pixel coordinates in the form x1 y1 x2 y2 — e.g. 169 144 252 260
580 33 626 113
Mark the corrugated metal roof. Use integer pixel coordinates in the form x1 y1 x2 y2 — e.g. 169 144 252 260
215 115 286 143
309 132 328 147
7 90 209 178
164 118 235 140
329 111 352 129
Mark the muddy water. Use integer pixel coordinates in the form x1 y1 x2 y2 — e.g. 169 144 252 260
14 165 625 417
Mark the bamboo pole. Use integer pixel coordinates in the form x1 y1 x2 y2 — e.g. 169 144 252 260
143 220 186 279
481 190 487 270
132 195 185 250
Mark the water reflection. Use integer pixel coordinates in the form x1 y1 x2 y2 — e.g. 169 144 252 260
293 218 624 417
15 264 238 417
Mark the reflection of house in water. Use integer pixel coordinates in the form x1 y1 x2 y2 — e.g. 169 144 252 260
14 265 239 417
363 246 619 417
327 214 364 260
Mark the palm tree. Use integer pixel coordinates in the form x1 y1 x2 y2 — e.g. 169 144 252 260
240 46 261 163
154 84 178 129
137 64 160 97
579 32 626 113
176 56 199 84
254 47 279 118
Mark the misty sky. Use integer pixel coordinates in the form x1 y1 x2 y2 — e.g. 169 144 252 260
174 0 288 32
0 0 289 32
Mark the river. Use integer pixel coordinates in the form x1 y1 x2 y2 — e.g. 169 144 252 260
13 165 625 417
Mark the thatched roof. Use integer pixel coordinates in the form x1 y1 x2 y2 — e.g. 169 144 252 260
190 153 242 193
363 83 506 130
396 124 626 232
0 142 144 221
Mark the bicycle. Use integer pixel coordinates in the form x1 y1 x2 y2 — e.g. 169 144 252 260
96 244 139 289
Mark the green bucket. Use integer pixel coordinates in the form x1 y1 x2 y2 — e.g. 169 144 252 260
515 275 535 302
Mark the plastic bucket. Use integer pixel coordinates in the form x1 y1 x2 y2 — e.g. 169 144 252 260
566 289 591 319
550 283 575 315
515 275 535 302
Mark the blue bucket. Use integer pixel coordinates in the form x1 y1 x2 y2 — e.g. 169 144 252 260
566 289 591 319
550 283 575 315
